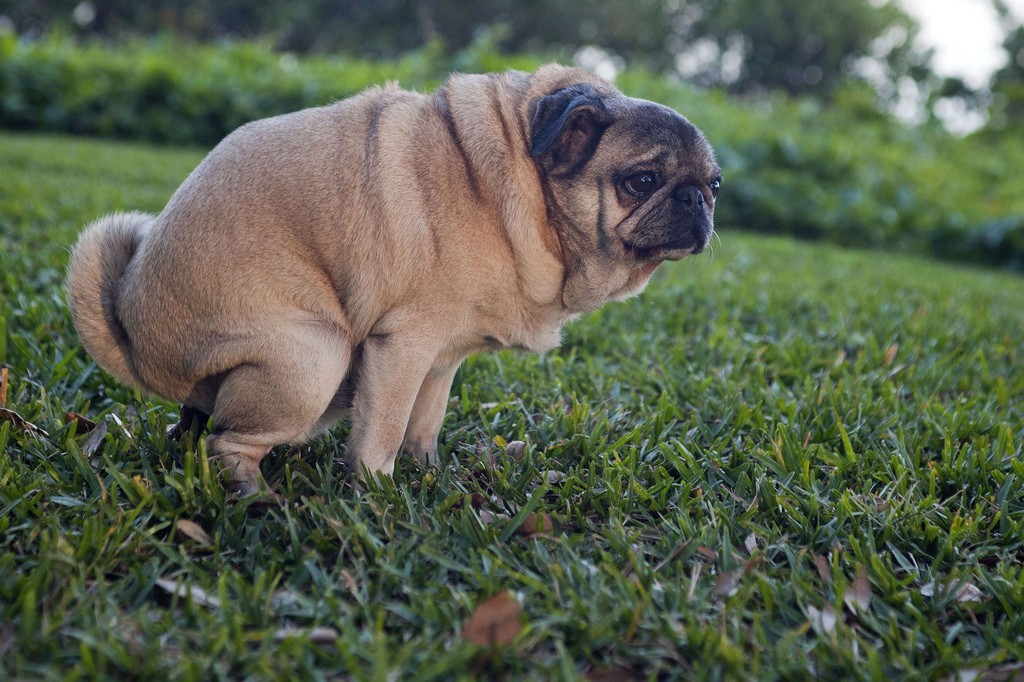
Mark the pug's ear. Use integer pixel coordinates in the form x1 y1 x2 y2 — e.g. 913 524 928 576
530 84 613 173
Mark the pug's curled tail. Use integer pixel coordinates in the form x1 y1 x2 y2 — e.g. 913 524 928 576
66 211 154 392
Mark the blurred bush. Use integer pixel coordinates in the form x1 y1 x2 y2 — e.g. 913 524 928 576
1 34 1022 271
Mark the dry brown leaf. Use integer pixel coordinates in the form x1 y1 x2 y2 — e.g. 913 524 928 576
341 569 359 594
695 546 717 561
545 469 566 485
65 411 98 435
812 554 833 583
175 519 212 547
505 440 527 461
155 578 221 609
80 419 109 457
921 580 986 603
0 621 13 658
883 342 899 367
273 626 339 644
515 512 554 537
0 367 8 407
461 591 523 647
807 604 838 635
477 509 510 526
844 566 872 612
713 569 741 597
0 407 49 437
269 590 302 609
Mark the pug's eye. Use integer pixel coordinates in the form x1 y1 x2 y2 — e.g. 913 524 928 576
623 172 658 197
710 178 721 198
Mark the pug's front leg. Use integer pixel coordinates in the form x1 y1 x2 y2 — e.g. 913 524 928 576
346 334 437 478
403 361 461 467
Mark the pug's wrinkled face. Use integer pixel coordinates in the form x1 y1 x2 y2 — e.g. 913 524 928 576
531 84 721 272
601 101 721 261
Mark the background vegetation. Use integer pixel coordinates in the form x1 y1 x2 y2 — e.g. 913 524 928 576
2 34 1023 270
1 0 928 95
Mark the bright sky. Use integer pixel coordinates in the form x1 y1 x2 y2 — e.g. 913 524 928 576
900 0 1024 87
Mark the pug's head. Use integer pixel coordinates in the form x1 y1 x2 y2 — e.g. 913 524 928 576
529 80 721 310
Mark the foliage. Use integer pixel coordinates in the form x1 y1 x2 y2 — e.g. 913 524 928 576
2 35 1023 272
985 3 1024 133
677 0 926 96
1 132 1023 679
0 33 504 146
618 73 1024 272
3 0 929 97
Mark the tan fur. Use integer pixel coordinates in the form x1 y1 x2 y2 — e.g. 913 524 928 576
65 65 720 494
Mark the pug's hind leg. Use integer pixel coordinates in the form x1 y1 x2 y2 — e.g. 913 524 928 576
347 334 438 478
403 361 461 467
168 405 210 442
206 326 352 496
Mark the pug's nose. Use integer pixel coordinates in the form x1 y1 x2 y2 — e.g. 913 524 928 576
673 184 704 209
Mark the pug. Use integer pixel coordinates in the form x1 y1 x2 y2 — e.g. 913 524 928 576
66 64 721 495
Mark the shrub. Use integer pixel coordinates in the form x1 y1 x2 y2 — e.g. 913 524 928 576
2 33 1022 271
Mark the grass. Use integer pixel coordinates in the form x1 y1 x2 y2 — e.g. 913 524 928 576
1 131 1023 680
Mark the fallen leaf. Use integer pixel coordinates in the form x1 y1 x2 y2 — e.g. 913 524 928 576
812 554 832 583
273 626 339 644
807 604 838 635
545 469 566 485
80 419 109 457
0 407 49 437
505 440 527 461
269 590 302 609
844 565 872 612
515 512 554 537
0 620 13 658
713 569 741 597
461 591 522 647
65 411 98 435
155 578 221 609
175 519 212 547
744 532 759 554
920 580 985 603
695 546 717 561
883 343 899 367
477 509 510 526
340 569 359 594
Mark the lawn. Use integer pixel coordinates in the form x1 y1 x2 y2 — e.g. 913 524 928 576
1 132 1023 680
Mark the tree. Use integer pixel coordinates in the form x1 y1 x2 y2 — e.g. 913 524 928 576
1 0 929 99
672 0 925 96
986 1 1024 130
